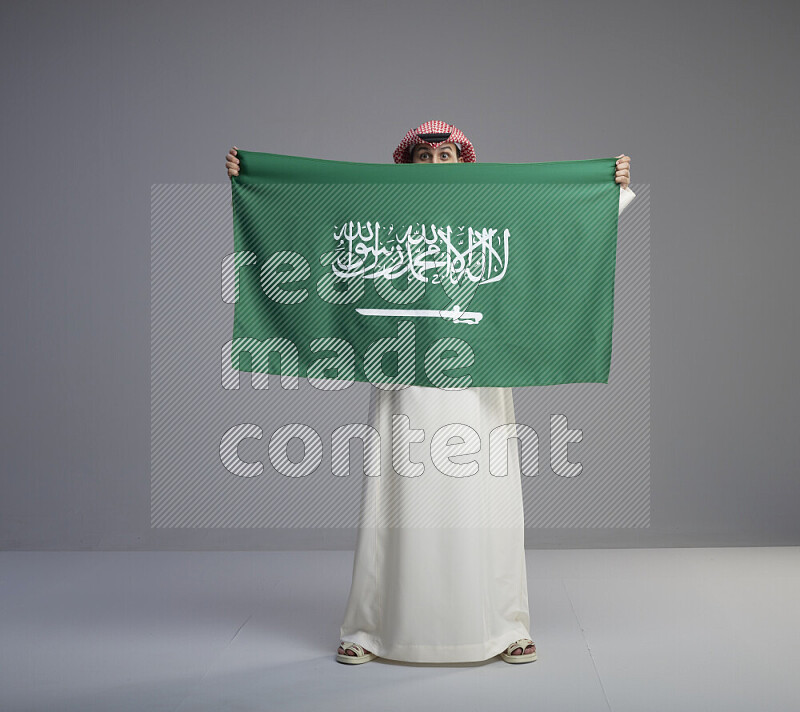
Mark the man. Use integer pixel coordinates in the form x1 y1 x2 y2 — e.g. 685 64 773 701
225 122 633 664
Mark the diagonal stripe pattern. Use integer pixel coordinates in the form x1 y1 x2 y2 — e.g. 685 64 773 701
151 180 649 529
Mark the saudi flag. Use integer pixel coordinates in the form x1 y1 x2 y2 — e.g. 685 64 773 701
229 150 622 388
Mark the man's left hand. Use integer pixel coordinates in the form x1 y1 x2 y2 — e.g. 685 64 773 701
615 154 631 190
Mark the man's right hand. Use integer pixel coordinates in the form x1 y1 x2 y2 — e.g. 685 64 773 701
226 146 240 178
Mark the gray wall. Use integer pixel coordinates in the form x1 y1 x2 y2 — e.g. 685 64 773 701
1 0 797 549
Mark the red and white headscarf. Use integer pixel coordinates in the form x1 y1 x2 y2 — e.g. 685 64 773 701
393 119 477 164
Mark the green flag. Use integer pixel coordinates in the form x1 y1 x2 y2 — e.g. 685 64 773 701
230 150 622 388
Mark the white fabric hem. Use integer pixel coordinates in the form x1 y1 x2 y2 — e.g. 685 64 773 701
340 625 531 663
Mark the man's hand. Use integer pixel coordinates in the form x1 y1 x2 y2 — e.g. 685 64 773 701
226 146 240 178
615 154 631 190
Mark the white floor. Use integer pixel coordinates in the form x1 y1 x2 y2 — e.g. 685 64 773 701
0 547 798 711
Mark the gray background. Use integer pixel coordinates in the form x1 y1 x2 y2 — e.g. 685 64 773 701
1 0 797 549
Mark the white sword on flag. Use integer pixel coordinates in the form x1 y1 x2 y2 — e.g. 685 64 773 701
355 304 483 325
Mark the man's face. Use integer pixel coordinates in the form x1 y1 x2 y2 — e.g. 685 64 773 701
410 141 464 164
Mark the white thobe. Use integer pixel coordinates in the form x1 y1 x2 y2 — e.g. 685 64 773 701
339 186 637 663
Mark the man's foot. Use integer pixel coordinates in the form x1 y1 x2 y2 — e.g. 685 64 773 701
336 640 376 664
500 638 537 663
338 642 372 657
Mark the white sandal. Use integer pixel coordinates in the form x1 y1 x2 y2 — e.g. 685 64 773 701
500 638 538 663
336 640 377 664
